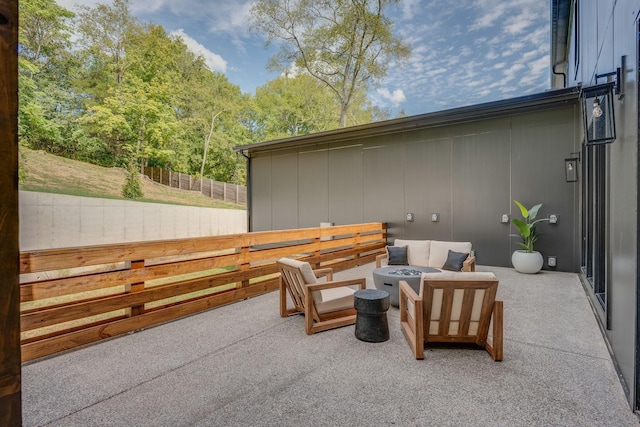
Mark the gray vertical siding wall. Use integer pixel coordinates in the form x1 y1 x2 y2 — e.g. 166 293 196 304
561 0 639 409
250 104 581 273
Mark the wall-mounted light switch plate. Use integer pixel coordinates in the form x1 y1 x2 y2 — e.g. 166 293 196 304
501 214 510 223
549 214 559 224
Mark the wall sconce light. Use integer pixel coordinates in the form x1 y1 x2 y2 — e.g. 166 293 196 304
580 82 616 145
565 152 579 182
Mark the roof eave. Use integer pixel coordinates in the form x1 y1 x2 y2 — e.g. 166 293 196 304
235 87 580 155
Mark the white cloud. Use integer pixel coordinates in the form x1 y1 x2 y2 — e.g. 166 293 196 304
170 29 228 73
470 2 510 30
518 55 549 86
504 12 536 35
377 88 407 106
55 0 100 10
400 0 421 20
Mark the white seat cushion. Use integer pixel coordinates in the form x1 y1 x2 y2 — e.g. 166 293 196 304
428 241 472 269
394 239 431 267
314 287 357 314
421 271 496 281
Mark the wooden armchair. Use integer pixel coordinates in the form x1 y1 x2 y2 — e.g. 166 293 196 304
277 257 366 335
399 271 503 361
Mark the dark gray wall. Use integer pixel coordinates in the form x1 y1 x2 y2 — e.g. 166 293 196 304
561 0 639 408
249 105 580 272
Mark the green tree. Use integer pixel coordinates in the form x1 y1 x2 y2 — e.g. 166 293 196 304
122 161 144 199
18 0 78 154
250 0 410 127
75 0 136 89
254 74 339 140
167 34 251 183
19 0 253 184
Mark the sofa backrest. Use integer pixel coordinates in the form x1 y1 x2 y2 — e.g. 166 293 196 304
428 240 472 269
393 239 472 268
394 239 430 267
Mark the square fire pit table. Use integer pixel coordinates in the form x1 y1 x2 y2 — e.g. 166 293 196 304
372 266 440 307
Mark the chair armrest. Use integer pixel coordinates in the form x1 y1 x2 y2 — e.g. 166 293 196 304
313 267 333 281
399 279 424 359
307 277 366 292
462 255 476 272
399 279 420 302
376 253 388 268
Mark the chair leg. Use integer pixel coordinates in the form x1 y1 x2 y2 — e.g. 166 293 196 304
413 299 425 359
400 298 424 358
486 300 503 361
280 278 299 317
305 286 315 334
279 278 287 317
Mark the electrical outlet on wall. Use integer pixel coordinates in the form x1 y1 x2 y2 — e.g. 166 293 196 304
548 256 557 267
501 214 510 223
549 214 559 224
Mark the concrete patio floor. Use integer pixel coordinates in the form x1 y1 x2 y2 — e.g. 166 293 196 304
22 264 639 426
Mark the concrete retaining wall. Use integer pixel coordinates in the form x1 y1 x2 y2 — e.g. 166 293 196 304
19 191 248 251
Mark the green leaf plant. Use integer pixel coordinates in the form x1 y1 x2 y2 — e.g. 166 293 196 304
509 200 550 253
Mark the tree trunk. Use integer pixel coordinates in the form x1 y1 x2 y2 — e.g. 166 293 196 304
196 109 226 189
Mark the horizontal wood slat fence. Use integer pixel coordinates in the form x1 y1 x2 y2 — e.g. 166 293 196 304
142 166 246 206
19 222 386 362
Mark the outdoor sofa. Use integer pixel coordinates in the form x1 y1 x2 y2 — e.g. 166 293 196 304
376 239 476 272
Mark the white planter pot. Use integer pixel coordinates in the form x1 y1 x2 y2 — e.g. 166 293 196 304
511 250 544 274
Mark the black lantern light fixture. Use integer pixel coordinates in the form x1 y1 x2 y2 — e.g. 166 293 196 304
564 152 580 182
580 81 616 145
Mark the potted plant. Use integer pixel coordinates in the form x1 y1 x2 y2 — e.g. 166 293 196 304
509 200 550 274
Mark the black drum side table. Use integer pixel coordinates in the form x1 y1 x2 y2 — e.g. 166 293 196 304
354 289 390 342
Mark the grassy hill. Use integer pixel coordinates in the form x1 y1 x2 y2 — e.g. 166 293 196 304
19 148 245 210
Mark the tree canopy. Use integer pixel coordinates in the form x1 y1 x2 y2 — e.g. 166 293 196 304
18 0 409 188
251 0 410 127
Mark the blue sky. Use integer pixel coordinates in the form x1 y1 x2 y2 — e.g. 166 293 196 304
56 0 551 117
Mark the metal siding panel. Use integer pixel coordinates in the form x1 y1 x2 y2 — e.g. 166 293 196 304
328 145 363 225
363 143 405 237
608 0 639 408
404 138 453 240
298 148 329 228
271 153 299 230
511 111 578 272
250 155 272 232
452 130 511 267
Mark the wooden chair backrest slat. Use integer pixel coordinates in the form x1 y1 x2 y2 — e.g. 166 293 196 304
423 277 498 344
279 264 308 311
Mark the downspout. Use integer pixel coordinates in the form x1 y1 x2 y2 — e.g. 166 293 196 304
553 63 567 88
240 149 252 232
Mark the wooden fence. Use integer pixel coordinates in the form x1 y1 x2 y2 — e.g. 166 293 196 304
19 222 386 362
142 166 246 206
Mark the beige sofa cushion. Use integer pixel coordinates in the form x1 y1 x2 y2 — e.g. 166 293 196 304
394 239 431 267
421 271 496 281
428 241 472 269
315 287 357 314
